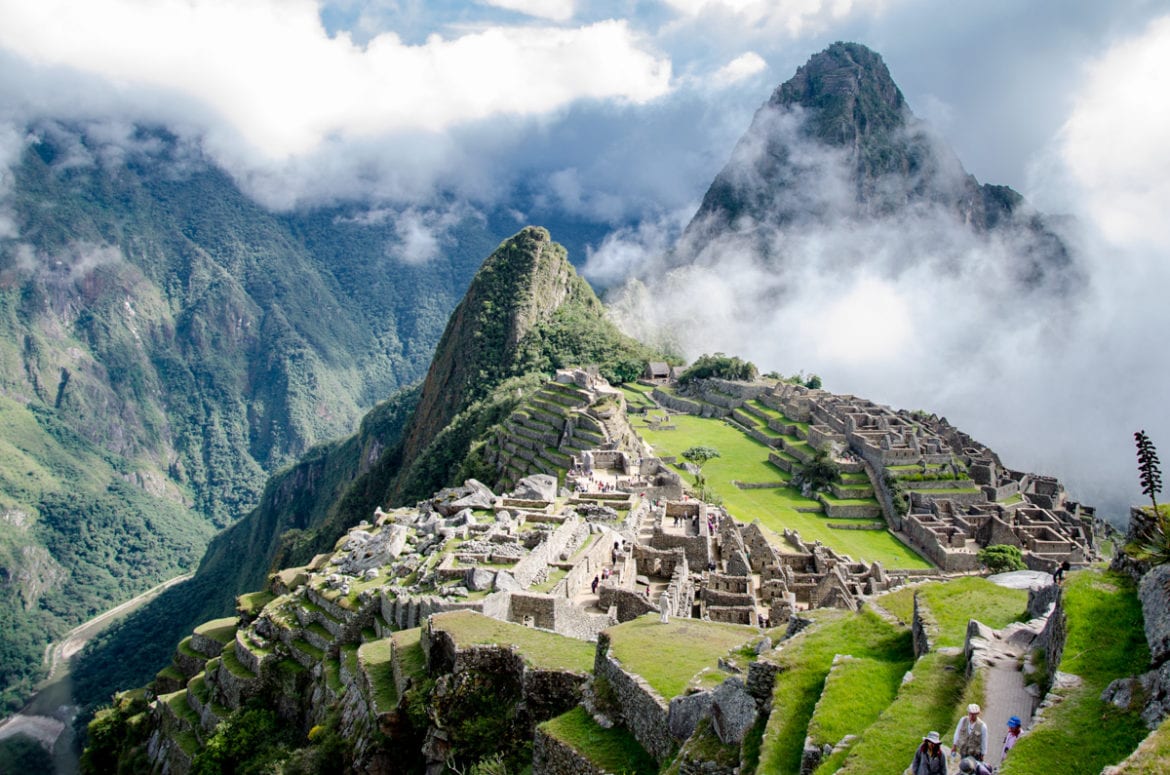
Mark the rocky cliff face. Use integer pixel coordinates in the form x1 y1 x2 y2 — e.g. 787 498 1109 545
678 41 1073 287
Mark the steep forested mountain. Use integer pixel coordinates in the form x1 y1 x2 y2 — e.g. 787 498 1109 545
71 226 660 713
0 124 502 710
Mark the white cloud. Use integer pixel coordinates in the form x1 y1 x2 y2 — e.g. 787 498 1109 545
477 0 576 23
1058 14 1170 249
0 0 670 161
661 0 892 36
711 51 767 87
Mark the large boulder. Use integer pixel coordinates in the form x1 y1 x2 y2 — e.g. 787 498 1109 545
338 524 409 575
1140 563 1170 667
669 691 713 740
512 474 557 502
709 676 758 745
449 479 497 513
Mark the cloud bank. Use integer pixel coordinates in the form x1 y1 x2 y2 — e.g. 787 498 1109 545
592 12 1170 522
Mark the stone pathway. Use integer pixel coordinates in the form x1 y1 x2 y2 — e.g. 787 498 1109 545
978 570 1054 770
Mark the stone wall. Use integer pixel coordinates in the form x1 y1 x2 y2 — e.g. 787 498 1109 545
650 527 711 569
592 632 675 764
532 726 607 775
512 517 582 588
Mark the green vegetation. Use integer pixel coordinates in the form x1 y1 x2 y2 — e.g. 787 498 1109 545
678 353 759 384
1128 431 1170 564
635 413 927 568
979 544 1026 573
606 615 758 699
540 706 657 775
431 610 594 673
878 577 1028 647
0 735 54 773
832 651 967 775
1002 569 1150 774
392 628 426 681
793 448 843 494
758 608 914 774
806 657 907 750
357 640 397 712
81 690 152 774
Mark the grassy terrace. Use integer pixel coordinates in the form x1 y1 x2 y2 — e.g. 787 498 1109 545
1000 569 1150 774
237 590 276 620
832 650 967 775
606 615 758 700
759 608 914 774
634 413 928 568
541 706 658 775
878 577 1028 647
748 399 809 434
806 657 908 765
391 628 426 681
429 610 595 673
194 617 238 643
357 640 398 712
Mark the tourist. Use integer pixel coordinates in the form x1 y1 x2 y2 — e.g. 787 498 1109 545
591 575 599 594
952 704 988 761
1001 716 1023 759
1053 560 1071 586
958 756 992 775
909 731 946 775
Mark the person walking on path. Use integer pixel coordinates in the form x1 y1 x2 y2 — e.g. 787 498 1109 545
952 704 988 762
1000 715 1023 760
909 731 947 775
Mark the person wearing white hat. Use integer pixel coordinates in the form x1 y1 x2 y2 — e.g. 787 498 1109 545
952 703 988 761
910 731 946 775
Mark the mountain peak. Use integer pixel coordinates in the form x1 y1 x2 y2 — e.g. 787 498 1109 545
768 41 907 149
678 41 1073 287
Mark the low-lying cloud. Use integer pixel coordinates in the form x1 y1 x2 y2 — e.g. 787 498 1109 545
591 45 1169 523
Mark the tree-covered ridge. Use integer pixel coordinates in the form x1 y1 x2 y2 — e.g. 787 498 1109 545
390 227 662 503
72 226 664 713
0 124 500 712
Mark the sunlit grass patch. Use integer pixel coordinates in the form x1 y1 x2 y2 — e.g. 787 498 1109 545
429 610 594 673
758 608 913 774
606 615 758 700
877 577 1028 647
540 706 658 775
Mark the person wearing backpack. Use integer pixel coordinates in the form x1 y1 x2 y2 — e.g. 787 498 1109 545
952 704 988 761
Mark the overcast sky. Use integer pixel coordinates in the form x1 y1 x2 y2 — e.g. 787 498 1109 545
1 0 1168 519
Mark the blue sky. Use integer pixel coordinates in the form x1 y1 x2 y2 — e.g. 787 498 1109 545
1 0 1169 516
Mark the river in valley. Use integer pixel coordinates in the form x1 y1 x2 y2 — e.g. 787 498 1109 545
0 574 192 774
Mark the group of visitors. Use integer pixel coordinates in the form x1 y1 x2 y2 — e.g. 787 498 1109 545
909 704 1024 774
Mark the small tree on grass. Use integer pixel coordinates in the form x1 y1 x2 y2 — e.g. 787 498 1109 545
978 544 1025 573
682 446 720 501
793 448 841 496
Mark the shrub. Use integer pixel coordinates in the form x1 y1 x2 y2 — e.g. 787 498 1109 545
678 353 758 384
978 544 1025 573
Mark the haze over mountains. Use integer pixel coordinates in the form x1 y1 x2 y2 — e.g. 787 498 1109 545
0 2 1168 755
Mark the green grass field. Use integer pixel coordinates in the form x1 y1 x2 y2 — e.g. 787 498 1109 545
758 608 914 774
429 610 595 673
878 577 1028 647
633 413 929 568
540 706 658 774
606 615 759 700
